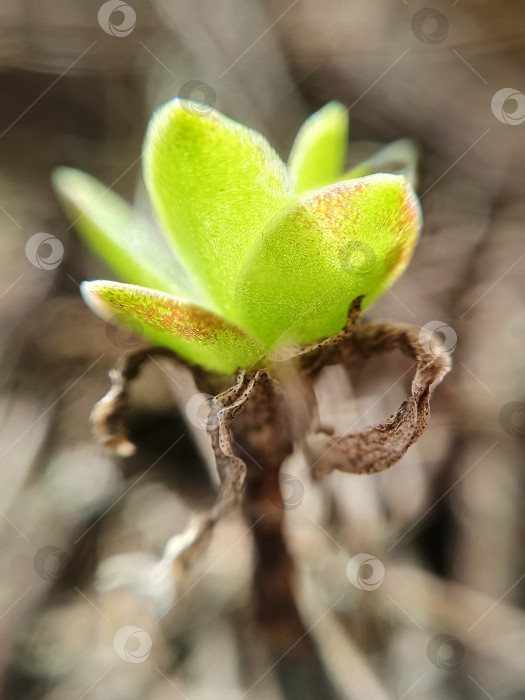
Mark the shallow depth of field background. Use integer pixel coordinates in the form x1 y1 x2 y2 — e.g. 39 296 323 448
0 1 524 699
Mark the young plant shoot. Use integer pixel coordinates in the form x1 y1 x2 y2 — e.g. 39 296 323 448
53 100 449 625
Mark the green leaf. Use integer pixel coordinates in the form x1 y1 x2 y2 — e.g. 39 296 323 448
82 281 266 374
343 138 419 188
52 167 200 302
235 174 421 347
288 102 349 194
143 99 293 318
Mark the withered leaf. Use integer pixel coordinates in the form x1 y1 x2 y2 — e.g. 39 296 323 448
303 320 451 477
89 297 451 581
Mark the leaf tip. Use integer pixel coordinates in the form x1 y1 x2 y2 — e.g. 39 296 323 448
80 280 110 320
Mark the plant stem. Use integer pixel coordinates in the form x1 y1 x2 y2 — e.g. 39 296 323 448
230 374 338 699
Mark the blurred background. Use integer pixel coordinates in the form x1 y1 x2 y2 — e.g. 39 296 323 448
0 0 524 698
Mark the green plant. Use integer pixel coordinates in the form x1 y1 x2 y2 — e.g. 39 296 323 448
52 100 421 374
52 101 449 697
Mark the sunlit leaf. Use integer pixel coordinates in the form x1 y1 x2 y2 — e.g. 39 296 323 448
288 101 349 194
52 167 200 301
235 174 421 347
82 280 266 373
143 99 293 318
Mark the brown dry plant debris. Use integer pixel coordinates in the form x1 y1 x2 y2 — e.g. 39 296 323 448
88 298 450 699
90 297 450 581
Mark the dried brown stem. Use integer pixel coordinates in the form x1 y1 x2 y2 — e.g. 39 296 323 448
229 371 337 698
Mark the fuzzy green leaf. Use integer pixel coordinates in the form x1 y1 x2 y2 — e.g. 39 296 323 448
288 102 349 194
143 99 293 318
343 138 419 187
82 281 266 373
235 174 421 347
52 167 200 301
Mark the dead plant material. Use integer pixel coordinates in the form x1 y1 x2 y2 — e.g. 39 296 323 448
90 297 450 575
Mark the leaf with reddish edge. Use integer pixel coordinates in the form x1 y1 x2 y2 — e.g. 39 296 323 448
234 174 422 348
81 281 266 374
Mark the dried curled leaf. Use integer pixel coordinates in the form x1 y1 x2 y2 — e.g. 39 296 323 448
164 369 292 573
91 354 281 577
303 320 451 477
160 370 256 575
90 347 180 454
